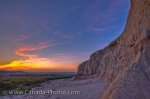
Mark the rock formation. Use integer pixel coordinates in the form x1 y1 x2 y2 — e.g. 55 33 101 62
75 0 150 99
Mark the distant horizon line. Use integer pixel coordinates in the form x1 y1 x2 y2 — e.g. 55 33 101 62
0 70 76 73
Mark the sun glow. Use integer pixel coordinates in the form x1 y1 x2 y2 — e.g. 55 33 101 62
0 43 77 72
0 58 77 71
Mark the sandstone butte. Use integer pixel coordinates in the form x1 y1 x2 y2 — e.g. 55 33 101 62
75 0 150 99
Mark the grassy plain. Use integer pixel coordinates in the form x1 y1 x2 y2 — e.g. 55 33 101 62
0 74 74 95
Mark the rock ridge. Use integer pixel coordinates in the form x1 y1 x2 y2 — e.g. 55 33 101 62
75 0 150 99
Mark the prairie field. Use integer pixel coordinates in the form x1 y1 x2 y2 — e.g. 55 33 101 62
0 74 74 95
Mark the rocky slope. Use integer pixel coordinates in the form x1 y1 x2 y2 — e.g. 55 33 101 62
75 0 150 99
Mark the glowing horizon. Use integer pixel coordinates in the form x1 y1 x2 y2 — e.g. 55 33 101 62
0 43 77 72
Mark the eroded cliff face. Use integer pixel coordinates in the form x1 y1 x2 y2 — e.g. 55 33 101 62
76 0 150 99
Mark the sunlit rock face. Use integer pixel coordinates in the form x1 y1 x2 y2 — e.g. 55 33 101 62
76 0 150 99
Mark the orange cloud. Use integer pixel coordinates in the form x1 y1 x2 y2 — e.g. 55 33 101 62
15 43 51 59
0 42 77 72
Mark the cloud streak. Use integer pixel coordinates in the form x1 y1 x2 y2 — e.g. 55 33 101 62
15 42 55 59
52 31 83 40
0 42 78 72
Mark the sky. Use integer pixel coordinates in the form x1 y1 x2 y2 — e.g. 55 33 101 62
0 0 130 72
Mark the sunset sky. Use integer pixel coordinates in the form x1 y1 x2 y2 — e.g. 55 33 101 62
0 0 130 72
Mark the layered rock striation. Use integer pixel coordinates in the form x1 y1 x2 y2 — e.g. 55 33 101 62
76 0 150 99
